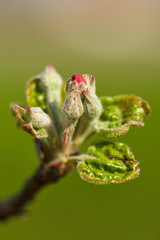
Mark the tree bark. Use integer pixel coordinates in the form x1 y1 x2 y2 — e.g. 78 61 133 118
0 163 73 221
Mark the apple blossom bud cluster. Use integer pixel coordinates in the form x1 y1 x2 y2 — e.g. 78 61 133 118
11 65 151 184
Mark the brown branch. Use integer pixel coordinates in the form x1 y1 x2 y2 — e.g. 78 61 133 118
0 163 73 221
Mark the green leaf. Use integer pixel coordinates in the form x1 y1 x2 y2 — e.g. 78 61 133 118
77 141 140 184
26 76 47 113
11 104 48 138
61 81 67 107
94 95 151 139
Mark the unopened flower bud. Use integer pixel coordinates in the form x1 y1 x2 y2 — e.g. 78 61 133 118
66 74 88 93
40 65 63 104
24 106 51 129
62 74 103 147
11 104 49 138
83 74 96 95
63 74 88 126
63 74 103 122
83 89 103 119
63 90 84 120
82 75 103 120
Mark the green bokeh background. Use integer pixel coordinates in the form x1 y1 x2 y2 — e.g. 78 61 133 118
0 1 159 239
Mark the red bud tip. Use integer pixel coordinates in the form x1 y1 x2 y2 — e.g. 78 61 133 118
46 64 55 73
71 74 87 85
27 105 31 111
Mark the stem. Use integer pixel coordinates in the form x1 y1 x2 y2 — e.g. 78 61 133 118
71 128 94 153
67 154 97 163
62 120 78 150
0 163 74 221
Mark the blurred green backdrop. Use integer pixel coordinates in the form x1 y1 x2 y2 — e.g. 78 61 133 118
0 0 159 239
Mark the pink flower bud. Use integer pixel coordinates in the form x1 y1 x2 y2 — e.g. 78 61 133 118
71 74 87 85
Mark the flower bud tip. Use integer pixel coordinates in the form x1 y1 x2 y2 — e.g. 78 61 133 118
46 64 55 73
71 74 87 85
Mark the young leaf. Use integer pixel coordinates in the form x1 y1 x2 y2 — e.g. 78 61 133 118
26 77 47 113
94 95 151 139
78 141 140 184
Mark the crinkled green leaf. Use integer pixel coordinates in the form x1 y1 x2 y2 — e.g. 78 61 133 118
94 95 151 139
78 142 139 184
11 104 48 138
26 77 47 113
61 81 67 107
